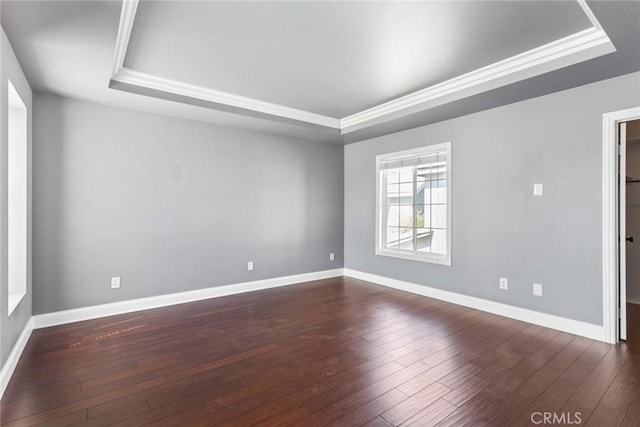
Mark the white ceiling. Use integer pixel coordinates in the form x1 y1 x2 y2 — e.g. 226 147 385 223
125 1 590 118
2 1 639 144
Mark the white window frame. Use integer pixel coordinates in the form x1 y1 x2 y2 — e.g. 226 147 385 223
375 142 451 266
7 79 28 315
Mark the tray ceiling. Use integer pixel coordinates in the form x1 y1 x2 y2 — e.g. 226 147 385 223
2 1 637 143
109 0 614 133
124 1 592 118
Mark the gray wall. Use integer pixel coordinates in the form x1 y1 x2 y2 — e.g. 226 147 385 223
1 29 32 368
345 72 640 326
33 94 343 314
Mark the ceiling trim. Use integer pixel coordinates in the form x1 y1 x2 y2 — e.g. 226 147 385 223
340 24 614 133
112 0 138 76
109 0 615 134
111 67 341 129
110 0 339 130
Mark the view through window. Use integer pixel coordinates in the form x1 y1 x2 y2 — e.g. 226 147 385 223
376 143 451 265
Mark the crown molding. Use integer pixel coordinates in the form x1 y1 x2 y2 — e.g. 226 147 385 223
109 0 615 135
112 0 139 76
109 0 339 129
111 68 341 129
576 0 605 32
339 25 614 133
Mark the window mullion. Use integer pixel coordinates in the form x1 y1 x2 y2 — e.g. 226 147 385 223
412 166 417 254
381 170 387 249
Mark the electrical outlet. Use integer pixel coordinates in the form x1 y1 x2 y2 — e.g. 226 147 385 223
499 277 508 290
533 283 543 296
247 261 254 271
111 277 121 289
329 253 335 261
533 183 544 196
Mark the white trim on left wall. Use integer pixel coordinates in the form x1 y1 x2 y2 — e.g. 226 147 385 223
0 318 33 397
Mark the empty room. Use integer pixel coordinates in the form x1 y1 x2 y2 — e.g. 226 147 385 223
1 0 640 425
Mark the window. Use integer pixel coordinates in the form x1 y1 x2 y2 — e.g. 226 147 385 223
7 80 27 315
376 142 451 265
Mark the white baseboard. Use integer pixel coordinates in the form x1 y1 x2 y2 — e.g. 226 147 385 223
32 268 344 329
0 318 33 398
627 298 640 305
3 266 608 402
343 268 606 342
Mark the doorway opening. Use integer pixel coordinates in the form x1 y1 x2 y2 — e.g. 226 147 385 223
623 119 640 343
603 107 640 344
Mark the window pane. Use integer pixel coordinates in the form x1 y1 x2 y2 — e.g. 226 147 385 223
431 162 446 179
399 182 413 204
417 166 430 181
386 227 401 249
386 169 399 184
416 205 427 228
399 205 413 228
416 178 430 204
386 205 399 227
431 229 447 254
397 227 414 250
432 205 447 228
398 167 413 183
386 182 400 200
432 179 446 204
416 228 432 252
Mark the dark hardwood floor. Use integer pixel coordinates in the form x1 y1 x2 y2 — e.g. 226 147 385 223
1 277 639 426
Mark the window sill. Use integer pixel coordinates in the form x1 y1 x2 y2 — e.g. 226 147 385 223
8 291 26 316
376 249 451 266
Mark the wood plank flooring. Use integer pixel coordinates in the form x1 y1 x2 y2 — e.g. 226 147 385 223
1 277 638 426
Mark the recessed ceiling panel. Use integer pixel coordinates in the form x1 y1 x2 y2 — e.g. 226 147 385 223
124 1 592 118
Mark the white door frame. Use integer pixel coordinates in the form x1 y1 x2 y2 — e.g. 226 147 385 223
603 107 640 344
620 122 628 341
